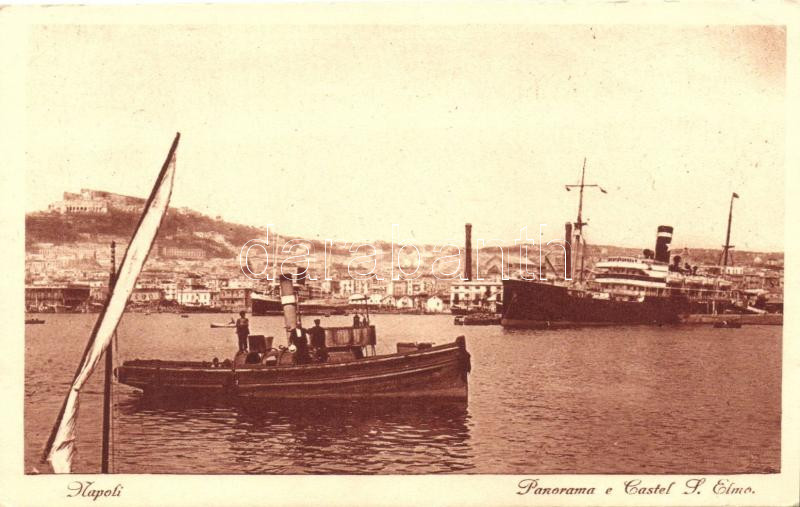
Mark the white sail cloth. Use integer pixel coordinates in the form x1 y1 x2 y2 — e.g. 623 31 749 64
44 134 179 473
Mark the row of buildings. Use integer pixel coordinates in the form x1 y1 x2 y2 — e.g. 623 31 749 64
25 245 783 314
25 282 256 313
25 272 506 314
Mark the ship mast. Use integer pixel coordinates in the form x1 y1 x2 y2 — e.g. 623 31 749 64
565 158 606 284
720 192 739 267
101 241 116 473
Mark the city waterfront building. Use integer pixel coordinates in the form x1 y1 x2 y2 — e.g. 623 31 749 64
130 288 164 305
425 295 446 313
176 288 214 307
219 287 253 312
450 280 503 307
25 284 91 311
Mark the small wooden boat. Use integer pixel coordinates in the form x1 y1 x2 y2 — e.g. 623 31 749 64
25 318 45 325
455 313 501 326
210 322 236 328
180 314 189 318
117 330 470 401
450 305 470 316
713 320 742 329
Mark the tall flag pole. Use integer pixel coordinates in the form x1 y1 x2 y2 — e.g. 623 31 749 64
42 133 180 473
101 241 116 473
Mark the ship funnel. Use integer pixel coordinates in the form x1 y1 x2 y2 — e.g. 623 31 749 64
655 225 673 263
465 223 473 281
279 271 299 335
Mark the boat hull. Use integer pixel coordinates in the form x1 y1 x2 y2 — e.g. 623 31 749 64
251 296 283 316
501 279 689 328
252 297 348 317
116 339 470 401
713 321 742 328
455 316 501 326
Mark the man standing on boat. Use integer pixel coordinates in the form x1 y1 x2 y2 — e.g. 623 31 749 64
309 319 328 362
290 326 311 364
235 311 250 352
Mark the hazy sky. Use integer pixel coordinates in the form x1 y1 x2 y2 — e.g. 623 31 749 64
25 24 785 251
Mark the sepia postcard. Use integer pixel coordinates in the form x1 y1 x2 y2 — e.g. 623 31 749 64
1 2 798 506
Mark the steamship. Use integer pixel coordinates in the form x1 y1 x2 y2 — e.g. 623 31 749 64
251 291 283 315
501 225 693 328
499 160 738 328
251 291 349 316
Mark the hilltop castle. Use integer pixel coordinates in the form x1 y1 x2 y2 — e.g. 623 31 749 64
48 189 146 214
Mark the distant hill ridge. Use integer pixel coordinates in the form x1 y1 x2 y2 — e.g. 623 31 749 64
25 205 783 266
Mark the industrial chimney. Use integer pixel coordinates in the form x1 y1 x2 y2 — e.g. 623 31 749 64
464 223 473 281
564 222 573 280
655 225 673 263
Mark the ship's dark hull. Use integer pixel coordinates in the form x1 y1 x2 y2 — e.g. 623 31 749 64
251 297 283 316
501 279 689 328
252 297 348 316
300 303 349 315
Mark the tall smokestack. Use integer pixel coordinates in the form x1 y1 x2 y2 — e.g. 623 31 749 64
564 222 573 280
655 225 673 263
465 223 473 281
279 272 299 338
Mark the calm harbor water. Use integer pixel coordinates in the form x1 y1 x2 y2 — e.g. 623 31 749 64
25 313 781 474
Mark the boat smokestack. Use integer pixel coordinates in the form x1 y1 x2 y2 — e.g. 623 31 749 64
465 223 473 281
564 222 573 280
279 271 299 336
655 225 673 263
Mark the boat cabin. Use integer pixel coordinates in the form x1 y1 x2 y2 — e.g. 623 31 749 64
233 325 378 368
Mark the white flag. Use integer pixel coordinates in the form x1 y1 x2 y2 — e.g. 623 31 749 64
43 133 180 473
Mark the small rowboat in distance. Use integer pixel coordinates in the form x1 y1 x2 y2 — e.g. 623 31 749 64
25 318 45 325
713 320 742 329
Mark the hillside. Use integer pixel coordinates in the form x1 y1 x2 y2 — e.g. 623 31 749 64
26 208 263 258
25 207 783 268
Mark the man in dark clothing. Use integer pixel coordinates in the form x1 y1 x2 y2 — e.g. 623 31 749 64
352 314 361 328
235 311 249 352
290 327 311 364
308 319 328 362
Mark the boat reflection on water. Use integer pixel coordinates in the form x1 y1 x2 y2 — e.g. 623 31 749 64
116 395 475 474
